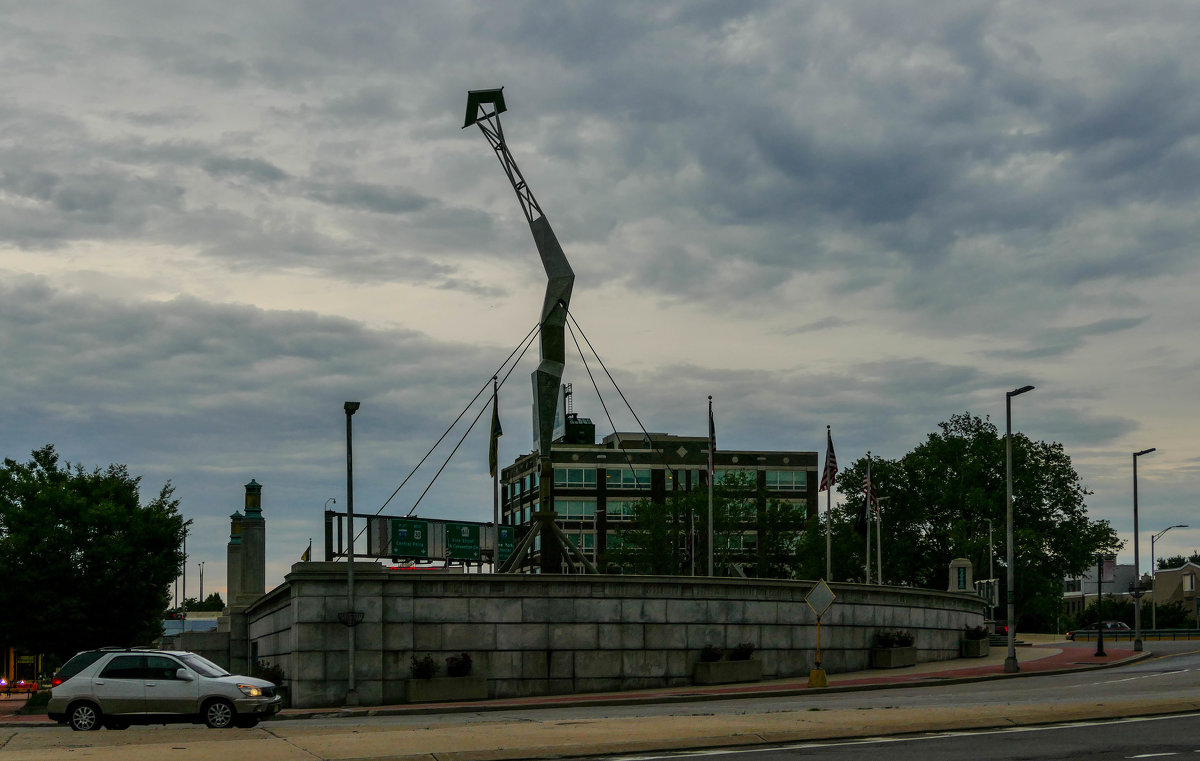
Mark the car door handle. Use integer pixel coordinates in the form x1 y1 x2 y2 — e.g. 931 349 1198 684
147 682 157 687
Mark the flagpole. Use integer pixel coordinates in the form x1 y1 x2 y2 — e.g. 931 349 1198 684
864 453 871 584
707 395 715 578
492 376 500 572
824 426 833 581
876 504 882 585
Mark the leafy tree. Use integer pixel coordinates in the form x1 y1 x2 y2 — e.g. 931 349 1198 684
1157 553 1200 570
604 471 805 578
816 414 1120 630
0 445 187 661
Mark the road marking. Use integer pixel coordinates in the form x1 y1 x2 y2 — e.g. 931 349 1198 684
608 713 1200 761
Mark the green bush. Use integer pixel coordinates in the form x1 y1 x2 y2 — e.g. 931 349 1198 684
445 652 472 677
251 660 286 685
699 645 723 662
874 630 914 648
727 642 756 661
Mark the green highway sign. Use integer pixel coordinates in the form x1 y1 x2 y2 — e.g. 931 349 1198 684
497 525 516 564
445 522 481 561
391 518 429 558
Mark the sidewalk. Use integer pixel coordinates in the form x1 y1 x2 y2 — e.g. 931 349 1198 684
1 640 1145 727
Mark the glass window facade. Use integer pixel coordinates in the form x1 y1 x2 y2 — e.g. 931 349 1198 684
765 470 807 491
554 468 597 488
606 467 651 489
557 499 596 519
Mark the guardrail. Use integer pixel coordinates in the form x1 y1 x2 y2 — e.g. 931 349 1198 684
1069 629 1200 642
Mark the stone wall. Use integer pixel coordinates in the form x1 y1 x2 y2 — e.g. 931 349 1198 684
248 563 987 708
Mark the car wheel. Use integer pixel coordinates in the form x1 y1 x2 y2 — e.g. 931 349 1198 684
234 717 260 729
68 702 101 731
203 698 236 729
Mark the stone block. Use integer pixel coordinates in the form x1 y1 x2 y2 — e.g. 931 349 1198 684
759 625 791 650
293 651 326 682
469 597 522 623
521 650 550 679
413 623 442 651
666 650 691 679
406 675 488 703
708 599 745 624
548 651 574 679
622 598 667 623
383 596 414 623
574 651 623 679
693 658 761 685
744 602 779 624
522 597 575 623
574 677 622 693
383 623 413 651
442 623 495 650
496 623 547 650
599 623 644 650
644 624 687 650
685 624 726 649
575 598 622 623
486 651 521 680
666 599 709 624
414 598 468 623
777 603 810 625
622 650 667 678
549 623 597 650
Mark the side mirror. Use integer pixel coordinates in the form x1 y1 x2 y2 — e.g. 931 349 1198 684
175 668 194 681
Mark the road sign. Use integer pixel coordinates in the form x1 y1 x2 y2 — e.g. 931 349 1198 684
805 580 836 617
391 518 429 558
497 525 516 564
445 522 481 561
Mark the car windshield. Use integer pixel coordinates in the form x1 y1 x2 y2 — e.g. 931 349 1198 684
178 653 231 678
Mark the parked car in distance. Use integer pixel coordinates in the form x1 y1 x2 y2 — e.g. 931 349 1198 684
1066 621 1132 640
47 648 280 730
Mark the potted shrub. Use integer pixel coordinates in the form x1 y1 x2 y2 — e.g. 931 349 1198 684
870 630 917 668
405 653 487 704
961 625 990 658
694 642 762 685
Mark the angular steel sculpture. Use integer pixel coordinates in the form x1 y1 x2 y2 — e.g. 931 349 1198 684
465 88 596 574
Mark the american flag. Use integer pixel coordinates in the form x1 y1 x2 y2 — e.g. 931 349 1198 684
819 427 837 492
863 460 879 516
707 397 716 476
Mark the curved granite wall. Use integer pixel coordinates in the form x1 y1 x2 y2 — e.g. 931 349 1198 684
248 563 987 708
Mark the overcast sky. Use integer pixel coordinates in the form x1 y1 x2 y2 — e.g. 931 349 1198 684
3 1 1198 598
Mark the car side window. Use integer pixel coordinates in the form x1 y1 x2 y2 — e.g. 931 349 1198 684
145 656 183 680
99 655 145 680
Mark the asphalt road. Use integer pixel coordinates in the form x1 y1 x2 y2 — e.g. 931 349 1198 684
602 713 1200 761
3 642 1198 761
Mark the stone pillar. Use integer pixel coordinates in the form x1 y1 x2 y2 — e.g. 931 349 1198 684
240 479 266 602
226 511 244 609
948 558 973 593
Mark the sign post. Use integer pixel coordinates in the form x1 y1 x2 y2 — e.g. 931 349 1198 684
390 518 430 559
805 579 836 688
445 522 481 562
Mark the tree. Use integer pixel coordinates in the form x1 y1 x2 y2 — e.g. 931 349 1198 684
1157 553 1200 570
604 471 806 578
0 445 187 661
822 414 1120 630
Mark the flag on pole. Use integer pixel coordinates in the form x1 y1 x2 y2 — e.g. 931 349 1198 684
301 538 312 562
819 427 837 492
707 397 716 477
489 382 503 478
855 458 874 536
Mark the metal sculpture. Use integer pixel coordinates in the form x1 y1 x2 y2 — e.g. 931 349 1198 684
465 88 596 574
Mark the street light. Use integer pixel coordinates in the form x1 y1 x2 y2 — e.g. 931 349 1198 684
1151 524 1186 631
1132 447 1156 652
197 561 205 604
344 401 360 706
984 517 995 618
1004 384 1034 674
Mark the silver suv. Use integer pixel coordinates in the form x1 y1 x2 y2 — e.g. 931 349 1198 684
47 649 281 730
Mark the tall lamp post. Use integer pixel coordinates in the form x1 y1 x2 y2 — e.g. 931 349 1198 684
985 517 995 618
1004 384 1035 674
344 401 361 706
1152 524 1187 630
1132 447 1156 652
197 561 205 605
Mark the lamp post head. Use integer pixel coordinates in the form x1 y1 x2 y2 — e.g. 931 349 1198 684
1135 447 1156 458
344 401 360 415
1008 385 1035 398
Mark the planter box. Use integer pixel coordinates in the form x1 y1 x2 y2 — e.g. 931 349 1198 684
870 646 917 669
693 658 762 685
961 638 990 658
405 675 488 704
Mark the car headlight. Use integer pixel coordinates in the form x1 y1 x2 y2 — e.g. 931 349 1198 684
237 684 263 697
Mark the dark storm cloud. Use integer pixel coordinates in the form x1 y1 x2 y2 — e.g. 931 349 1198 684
303 180 434 215
202 156 290 184
986 317 1148 360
